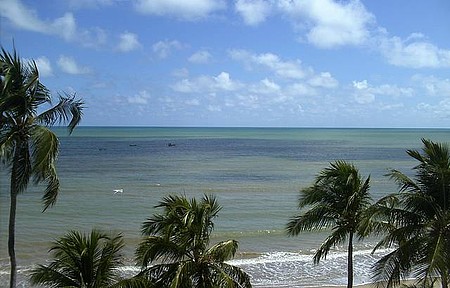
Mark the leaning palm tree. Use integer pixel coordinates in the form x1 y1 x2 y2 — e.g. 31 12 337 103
366 139 450 288
135 194 252 288
29 230 126 287
286 160 372 288
0 47 83 288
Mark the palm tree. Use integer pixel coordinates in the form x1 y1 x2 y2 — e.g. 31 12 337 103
135 194 252 288
29 229 140 288
286 160 372 288
0 47 83 288
366 139 450 288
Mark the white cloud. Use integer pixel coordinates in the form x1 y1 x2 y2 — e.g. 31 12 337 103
309 72 338 88
207 105 222 112
285 83 316 97
0 0 75 40
413 75 450 97
172 79 197 93
152 40 183 59
229 49 339 90
379 34 450 68
228 49 339 104
352 79 414 104
0 0 106 47
256 53 306 79
51 13 77 41
236 94 260 109
229 49 306 79
354 92 375 104
374 84 414 98
417 98 450 120
128 90 150 104
352 80 375 104
353 80 368 90
172 68 190 78
235 0 272 26
185 98 201 106
134 0 226 20
34 56 53 77
172 72 242 93
188 50 212 64
250 78 281 94
68 0 115 9
117 32 141 52
57 55 91 75
214 72 240 91
278 0 374 48
0 0 48 32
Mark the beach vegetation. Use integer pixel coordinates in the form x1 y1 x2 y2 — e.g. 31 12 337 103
29 230 131 288
135 194 252 288
0 46 83 288
364 139 450 288
286 160 372 288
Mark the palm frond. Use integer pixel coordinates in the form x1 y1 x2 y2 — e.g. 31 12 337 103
358 194 399 238
36 93 83 134
137 194 251 287
0 128 17 164
29 229 124 287
135 236 184 267
314 226 348 264
30 126 59 182
371 140 450 287
140 263 181 287
41 174 60 211
93 232 125 286
112 276 157 288
205 239 238 262
386 169 420 194
11 140 32 195
29 264 79 288
298 185 329 208
372 249 405 288
413 216 450 283
286 204 336 236
288 160 373 288
209 263 252 288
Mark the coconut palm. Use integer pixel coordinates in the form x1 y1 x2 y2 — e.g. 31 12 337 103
135 194 252 288
366 139 450 288
0 47 83 288
286 160 372 288
29 230 126 287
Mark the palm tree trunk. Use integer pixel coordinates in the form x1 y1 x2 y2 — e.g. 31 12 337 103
9 145 22 288
347 232 353 288
8 188 17 288
441 270 448 288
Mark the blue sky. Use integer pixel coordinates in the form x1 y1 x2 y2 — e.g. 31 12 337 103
1 0 450 127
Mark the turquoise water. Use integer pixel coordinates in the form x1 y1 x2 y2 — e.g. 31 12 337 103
1 127 450 287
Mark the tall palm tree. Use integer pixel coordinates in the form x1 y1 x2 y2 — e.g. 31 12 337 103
286 160 372 288
29 230 126 288
0 47 83 288
135 194 252 288
366 139 450 288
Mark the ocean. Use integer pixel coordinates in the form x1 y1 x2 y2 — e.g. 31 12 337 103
1 127 450 287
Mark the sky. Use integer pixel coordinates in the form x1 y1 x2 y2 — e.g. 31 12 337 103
1 0 450 128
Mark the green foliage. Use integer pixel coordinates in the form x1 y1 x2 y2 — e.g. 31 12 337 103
136 194 252 288
368 139 450 288
0 46 83 206
286 160 372 288
287 161 372 253
29 230 129 288
0 46 83 288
